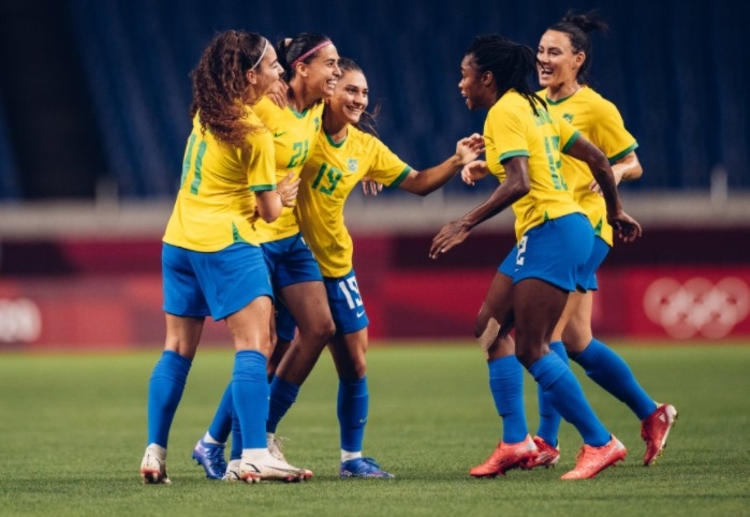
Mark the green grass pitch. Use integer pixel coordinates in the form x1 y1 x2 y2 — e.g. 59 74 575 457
0 342 748 517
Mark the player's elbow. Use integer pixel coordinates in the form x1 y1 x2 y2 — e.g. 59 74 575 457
255 191 282 223
510 174 531 199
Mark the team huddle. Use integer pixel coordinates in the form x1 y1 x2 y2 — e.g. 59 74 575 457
140 10 676 486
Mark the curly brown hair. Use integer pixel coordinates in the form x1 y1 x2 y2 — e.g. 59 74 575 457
189 30 267 148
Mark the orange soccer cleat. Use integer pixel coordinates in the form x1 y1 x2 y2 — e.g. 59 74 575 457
561 435 627 480
524 436 560 469
641 403 678 466
470 435 538 478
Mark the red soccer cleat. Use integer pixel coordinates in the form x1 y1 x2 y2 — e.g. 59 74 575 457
641 403 678 466
470 435 538 478
561 435 627 480
524 436 560 469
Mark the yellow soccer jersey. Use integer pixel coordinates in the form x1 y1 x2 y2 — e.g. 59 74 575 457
541 87 638 245
251 96 324 242
296 126 411 277
163 111 276 251
484 90 583 242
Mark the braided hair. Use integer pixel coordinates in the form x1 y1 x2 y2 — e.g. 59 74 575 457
466 34 546 116
189 30 267 148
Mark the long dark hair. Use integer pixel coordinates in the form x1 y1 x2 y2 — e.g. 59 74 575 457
275 32 332 81
548 10 609 85
335 57 380 136
189 30 267 147
466 34 546 115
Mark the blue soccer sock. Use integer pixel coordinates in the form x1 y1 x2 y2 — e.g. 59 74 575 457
571 338 658 420
488 355 528 444
207 383 233 444
267 375 301 434
147 350 192 447
230 407 242 461
232 350 268 450
529 352 610 447
338 377 369 453
535 341 568 446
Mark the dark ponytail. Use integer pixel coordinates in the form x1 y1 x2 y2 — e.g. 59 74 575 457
548 10 608 84
275 32 332 81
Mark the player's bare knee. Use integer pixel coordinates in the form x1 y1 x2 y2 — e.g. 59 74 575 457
477 317 501 355
308 318 336 345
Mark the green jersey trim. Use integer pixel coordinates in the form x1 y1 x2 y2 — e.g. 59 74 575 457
561 130 581 154
324 131 347 148
499 150 529 163
608 142 639 164
388 166 413 188
250 184 276 192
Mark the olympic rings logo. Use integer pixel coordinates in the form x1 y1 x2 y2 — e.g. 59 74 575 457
643 277 750 339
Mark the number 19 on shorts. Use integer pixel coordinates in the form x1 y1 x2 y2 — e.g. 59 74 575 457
338 276 363 309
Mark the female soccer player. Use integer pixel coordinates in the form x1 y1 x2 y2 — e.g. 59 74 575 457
262 57 484 478
193 33 341 480
139 30 308 485
432 34 641 480
525 11 677 469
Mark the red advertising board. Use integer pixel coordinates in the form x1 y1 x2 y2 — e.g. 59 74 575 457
1 266 749 348
597 267 750 340
1 232 749 348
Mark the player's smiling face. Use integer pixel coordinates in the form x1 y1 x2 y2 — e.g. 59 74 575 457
329 70 368 125
300 44 342 99
537 30 583 89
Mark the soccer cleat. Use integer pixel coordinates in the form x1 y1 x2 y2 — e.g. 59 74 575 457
192 439 228 480
140 447 171 485
223 459 241 481
524 436 560 469
469 435 538 478
267 434 288 462
340 457 394 479
238 455 313 483
561 435 627 480
267 435 313 478
641 403 678 466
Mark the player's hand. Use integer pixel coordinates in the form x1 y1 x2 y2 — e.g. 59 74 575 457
429 220 471 259
361 177 383 196
276 172 300 207
267 80 290 108
608 210 642 243
456 133 485 165
461 160 489 186
590 168 624 194
589 179 603 194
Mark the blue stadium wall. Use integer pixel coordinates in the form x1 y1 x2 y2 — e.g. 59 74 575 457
60 0 749 198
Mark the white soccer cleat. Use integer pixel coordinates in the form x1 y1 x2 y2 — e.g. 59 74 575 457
267 434 288 461
238 455 313 483
222 459 242 482
140 446 171 485
267 435 313 479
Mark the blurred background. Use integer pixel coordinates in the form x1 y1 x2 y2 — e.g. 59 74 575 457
0 0 748 349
